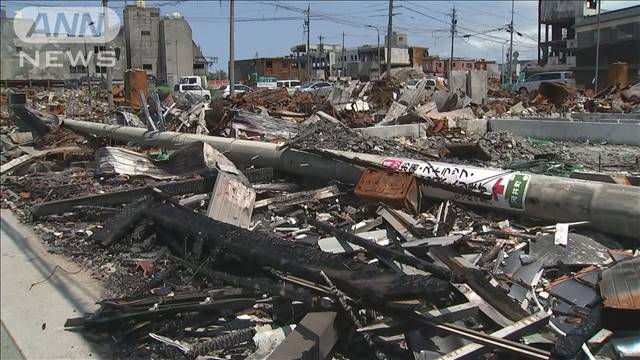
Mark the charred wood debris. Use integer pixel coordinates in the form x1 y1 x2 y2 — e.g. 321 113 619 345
0 77 639 360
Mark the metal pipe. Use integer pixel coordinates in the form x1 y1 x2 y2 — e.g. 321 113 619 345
61 119 640 239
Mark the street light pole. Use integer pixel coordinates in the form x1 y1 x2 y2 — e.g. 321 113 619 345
103 0 113 110
594 0 602 92
366 25 380 80
84 21 94 113
507 0 515 85
229 0 235 96
501 40 509 85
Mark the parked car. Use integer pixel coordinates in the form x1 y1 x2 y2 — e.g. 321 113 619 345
517 71 575 93
219 84 252 98
296 81 333 98
277 79 301 95
174 84 211 100
405 78 436 90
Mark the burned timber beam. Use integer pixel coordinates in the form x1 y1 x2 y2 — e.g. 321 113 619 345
62 119 640 239
143 202 451 305
312 220 455 282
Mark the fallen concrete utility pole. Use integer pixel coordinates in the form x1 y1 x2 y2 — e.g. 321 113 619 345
326 150 640 240
62 118 363 184
61 119 640 239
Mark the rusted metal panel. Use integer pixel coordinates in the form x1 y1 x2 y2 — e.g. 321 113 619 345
355 168 421 214
608 62 628 87
125 69 148 108
46 103 65 115
600 256 640 310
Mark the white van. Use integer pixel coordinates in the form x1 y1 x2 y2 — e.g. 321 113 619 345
517 71 576 93
174 84 211 100
178 76 208 89
277 79 301 95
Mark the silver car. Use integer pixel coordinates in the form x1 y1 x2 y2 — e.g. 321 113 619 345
296 81 333 98
517 71 576 93
219 84 252 98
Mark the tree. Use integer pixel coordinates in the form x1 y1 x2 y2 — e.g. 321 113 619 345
208 70 227 80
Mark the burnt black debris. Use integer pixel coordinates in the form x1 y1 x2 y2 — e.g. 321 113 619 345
1 82 638 360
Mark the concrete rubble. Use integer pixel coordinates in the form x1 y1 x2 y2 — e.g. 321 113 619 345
1 79 639 360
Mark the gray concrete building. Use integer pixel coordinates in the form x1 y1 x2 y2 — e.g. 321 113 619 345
124 4 207 85
1 8 127 84
123 4 161 79
573 5 640 89
0 3 206 85
158 13 207 85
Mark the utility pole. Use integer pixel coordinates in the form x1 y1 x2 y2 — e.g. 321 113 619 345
103 0 113 109
385 0 393 78
594 0 601 92
449 5 456 83
366 25 380 80
507 0 515 85
342 31 346 78
305 4 311 81
318 33 324 79
229 0 235 95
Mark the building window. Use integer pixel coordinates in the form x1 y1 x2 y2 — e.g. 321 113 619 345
466 63 472 68
16 46 23 52
141 30 151 36
95 65 107 74
265 60 273 68
618 23 634 39
143 64 152 70
150 12 160 17
193 63 205 70
69 65 86 74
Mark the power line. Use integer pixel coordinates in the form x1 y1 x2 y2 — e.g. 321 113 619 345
401 4 451 27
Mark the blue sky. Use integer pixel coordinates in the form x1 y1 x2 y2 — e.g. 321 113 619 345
3 0 638 72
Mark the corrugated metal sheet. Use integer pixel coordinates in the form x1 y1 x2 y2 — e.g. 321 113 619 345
600 257 640 310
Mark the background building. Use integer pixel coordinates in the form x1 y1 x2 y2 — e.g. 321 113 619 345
233 57 296 84
539 0 596 68
0 8 127 84
0 2 207 85
123 3 160 79
573 5 640 88
424 57 495 78
158 13 208 85
124 3 207 85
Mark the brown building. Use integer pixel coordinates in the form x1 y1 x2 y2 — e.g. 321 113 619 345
233 57 299 84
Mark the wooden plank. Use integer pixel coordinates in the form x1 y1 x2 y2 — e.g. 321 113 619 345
207 171 255 228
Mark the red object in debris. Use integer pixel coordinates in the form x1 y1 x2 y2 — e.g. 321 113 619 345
135 259 155 278
492 178 505 200
355 168 421 215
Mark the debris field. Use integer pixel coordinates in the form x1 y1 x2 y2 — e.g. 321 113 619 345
1 76 639 360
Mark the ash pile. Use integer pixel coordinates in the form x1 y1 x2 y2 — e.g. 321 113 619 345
1 79 640 360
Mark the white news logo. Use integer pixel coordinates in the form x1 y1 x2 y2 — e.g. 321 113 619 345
14 6 121 44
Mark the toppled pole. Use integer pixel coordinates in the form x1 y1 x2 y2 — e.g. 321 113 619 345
61 119 640 239
327 150 640 240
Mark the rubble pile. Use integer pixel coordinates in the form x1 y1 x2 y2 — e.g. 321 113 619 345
1 80 639 360
485 81 640 118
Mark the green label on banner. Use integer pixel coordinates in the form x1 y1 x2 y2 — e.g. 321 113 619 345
506 174 530 209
